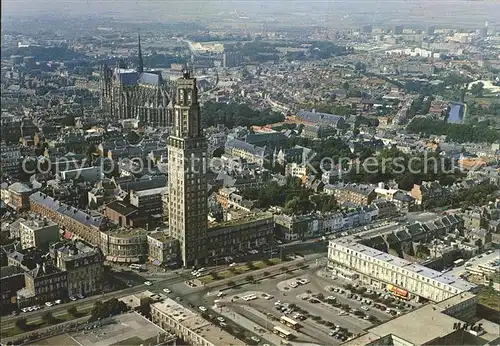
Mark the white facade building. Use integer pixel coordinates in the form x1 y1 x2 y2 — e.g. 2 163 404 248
328 238 477 302
59 166 102 183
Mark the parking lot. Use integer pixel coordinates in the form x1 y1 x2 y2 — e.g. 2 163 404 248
200 266 420 345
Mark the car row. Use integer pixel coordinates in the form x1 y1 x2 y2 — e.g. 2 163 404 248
287 277 310 289
44 299 62 307
242 294 258 301
21 305 43 313
69 294 85 301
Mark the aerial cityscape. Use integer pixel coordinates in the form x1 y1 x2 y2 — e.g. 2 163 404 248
1 1 499 345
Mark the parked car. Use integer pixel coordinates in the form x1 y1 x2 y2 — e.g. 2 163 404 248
45 302 53 307
144 281 153 286
199 306 207 312
163 288 171 294
69 296 77 301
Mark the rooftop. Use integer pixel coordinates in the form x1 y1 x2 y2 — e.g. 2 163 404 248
331 238 477 294
152 298 245 346
132 187 167 197
208 212 272 231
20 218 58 230
35 312 174 346
148 231 173 243
104 226 148 238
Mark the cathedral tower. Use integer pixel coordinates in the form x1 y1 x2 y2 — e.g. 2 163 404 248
167 68 207 267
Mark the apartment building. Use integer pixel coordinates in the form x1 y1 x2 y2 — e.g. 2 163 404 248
99 227 149 263
274 207 379 242
325 183 376 206
328 238 477 303
30 192 106 246
410 180 446 206
285 162 308 179
206 212 274 259
50 240 104 296
224 138 268 167
7 182 34 211
147 232 179 266
18 263 68 308
19 219 60 250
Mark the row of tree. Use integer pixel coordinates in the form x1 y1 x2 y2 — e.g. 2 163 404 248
201 101 284 128
407 117 500 143
345 148 462 191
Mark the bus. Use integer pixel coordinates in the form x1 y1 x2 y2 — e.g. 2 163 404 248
273 326 294 340
280 316 300 330
129 264 146 272
453 259 465 267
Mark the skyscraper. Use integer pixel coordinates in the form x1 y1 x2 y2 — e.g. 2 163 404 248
167 68 208 267
100 32 172 128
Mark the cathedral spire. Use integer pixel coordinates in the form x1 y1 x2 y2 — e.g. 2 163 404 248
137 30 144 73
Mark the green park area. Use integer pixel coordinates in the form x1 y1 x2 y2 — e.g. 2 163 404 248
1 307 91 339
198 258 282 284
477 285 500 312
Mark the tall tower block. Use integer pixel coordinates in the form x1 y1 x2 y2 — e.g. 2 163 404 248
167 68 208 267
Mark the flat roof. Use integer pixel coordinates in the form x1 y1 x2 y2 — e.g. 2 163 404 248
104 227 148 238
368 304 462 345
208 212 272 231
32 312 173 346
152 299 245 346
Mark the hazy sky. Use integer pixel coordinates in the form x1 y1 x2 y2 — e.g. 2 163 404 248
2 0 499 27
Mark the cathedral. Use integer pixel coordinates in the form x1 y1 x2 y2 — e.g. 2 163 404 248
100 33 172 128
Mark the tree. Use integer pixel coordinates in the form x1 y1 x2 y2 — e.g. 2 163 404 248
342 81 350 91
89 298 128 322
67 306 78 317
138 297 152 319
475 239 483 249
470 82 484 97
15 317 28 330
125 131 141 145
245 275 255 284
42 311 56 324
227 280 236 288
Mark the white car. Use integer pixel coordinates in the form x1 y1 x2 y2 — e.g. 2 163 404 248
251 336 261 343
361 306 370 311
163 288 171 294
338 311 348 316
191 271 199 276
144 281 153 286
229 263 238 267
45 302 53 307
69 296 77 301
217 292 226 298
21 308 29 313
262 293 273 300
217 317 225 322
289 282 298 288
54 300 61 305
199 306 207 312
